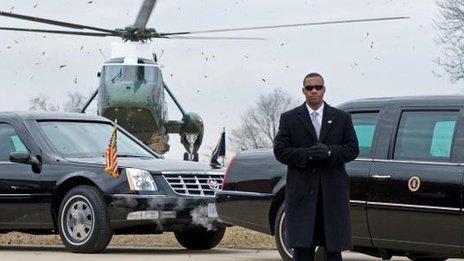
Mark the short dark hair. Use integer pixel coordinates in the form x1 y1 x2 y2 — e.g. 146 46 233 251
303 72 324 85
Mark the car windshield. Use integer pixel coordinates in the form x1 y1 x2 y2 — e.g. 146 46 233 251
103 65 160 84
38 121 155 159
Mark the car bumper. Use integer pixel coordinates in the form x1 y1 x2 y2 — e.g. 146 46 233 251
216 190 275 235
104 194 224 233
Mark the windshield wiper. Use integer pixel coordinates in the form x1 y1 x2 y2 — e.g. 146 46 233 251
100 154 150 158
111 70 122 83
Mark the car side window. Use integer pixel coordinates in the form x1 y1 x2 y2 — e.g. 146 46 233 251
0 123 28 161
393 111 458 162
350 112 379 158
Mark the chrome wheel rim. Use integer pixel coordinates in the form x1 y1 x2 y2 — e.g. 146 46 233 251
62 196 95 245
279 211 294 258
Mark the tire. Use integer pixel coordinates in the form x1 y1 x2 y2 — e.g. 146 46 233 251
274 202 325 261
174 226 226 250
58 185 113 253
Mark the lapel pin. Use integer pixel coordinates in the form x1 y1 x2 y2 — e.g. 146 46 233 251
328 120 332 124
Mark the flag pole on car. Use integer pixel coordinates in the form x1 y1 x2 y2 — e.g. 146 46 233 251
105 120 120 178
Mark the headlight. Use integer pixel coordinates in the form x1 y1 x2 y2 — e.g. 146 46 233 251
126 168 158 191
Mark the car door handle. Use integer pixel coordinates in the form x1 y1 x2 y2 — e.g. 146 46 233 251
371 175 391 180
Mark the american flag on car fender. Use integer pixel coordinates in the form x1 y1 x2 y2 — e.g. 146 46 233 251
104 123 119 178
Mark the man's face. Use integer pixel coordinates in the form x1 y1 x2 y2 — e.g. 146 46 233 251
302 76 325 106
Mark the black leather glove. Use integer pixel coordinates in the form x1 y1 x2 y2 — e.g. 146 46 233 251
308 143 330 161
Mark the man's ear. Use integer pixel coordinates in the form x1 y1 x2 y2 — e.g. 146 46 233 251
302 88 306 94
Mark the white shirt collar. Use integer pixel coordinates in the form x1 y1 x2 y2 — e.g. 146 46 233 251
306 101 324 118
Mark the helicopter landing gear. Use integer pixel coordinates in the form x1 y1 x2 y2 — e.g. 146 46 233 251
183 132 199 162
183 152 199 162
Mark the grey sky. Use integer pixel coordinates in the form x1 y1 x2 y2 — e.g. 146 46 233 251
0 0 459 162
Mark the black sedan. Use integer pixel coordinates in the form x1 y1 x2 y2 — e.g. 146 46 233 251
217 95 464 261
0 112 225 253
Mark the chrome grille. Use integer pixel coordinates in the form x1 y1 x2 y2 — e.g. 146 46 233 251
162 171 224 197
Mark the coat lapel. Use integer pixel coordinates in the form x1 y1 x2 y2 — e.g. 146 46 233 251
296 102 318 141
319 102 335 142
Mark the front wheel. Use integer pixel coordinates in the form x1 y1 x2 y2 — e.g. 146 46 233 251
58 185 113 253
174 226 226 250
274 202 325 261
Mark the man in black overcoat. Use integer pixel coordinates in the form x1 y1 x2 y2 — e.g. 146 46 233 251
273 73 359 261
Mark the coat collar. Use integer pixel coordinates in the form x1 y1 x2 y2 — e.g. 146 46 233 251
297 101 335 142
319 102 335 142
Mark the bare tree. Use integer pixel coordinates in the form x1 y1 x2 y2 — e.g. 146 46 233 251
64 91 87 112
29 92 87 112
230 88 297 151
29 94 60 111
435 0 464 82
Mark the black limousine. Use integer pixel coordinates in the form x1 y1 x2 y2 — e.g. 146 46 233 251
0 112 225 253
217 95 464 261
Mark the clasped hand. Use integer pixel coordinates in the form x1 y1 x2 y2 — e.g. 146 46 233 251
308 142 330 161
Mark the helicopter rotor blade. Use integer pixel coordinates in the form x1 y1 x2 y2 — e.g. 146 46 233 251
159 16 409 36
0 27 115 37
133 0 158 29
0 11 116 34
166 36 266 40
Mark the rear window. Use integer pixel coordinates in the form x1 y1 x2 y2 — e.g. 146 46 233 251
393 111 458 162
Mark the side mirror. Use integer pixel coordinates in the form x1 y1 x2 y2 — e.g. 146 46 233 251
10 152 42 174
10 152 31 164
97 72 101 78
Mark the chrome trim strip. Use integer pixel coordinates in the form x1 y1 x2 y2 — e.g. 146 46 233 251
111 194 167 198
161 170 224 175
371 238 461 248
163 190 217 198
355 158 373 162
350 200 366 204
366 201 460 212
0 194 32 196
372 175 391 179
218 190 274 197
373 158 460 166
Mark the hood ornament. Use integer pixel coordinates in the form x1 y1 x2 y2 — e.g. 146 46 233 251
207 177 220 190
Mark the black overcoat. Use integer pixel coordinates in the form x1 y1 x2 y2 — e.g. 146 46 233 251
273 102 359 252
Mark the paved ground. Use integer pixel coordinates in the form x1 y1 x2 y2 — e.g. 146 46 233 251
0 246 461 260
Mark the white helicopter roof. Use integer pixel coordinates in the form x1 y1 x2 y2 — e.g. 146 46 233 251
107 42 160 66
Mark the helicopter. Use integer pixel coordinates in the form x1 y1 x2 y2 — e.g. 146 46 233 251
0 0 408 161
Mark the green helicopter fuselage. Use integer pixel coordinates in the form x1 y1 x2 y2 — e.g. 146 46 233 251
96 57 203 157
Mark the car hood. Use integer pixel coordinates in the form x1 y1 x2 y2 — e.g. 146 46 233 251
67 157 220 173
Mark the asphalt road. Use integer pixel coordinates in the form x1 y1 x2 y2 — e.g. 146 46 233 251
0 246 462 260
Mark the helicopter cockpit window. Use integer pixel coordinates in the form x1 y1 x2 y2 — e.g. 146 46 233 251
103 65 160 85
142 66 159 84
